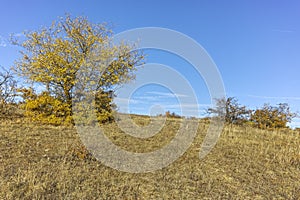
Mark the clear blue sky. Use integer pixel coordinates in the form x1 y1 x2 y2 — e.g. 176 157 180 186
0 0 299 127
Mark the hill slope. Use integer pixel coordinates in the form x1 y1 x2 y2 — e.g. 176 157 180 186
0 118 300 199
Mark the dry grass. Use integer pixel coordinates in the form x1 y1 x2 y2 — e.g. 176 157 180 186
0 116 300 199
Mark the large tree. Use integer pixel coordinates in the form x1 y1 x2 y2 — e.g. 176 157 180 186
13 15 144 124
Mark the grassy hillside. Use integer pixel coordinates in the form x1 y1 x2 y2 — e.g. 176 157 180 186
0 116 300 199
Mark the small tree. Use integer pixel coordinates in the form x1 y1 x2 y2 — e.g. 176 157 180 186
207 97 251 125
0 67 17 115
13 15 144 124
250 103 296 129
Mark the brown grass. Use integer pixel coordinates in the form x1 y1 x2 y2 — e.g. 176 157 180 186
0 116 300 199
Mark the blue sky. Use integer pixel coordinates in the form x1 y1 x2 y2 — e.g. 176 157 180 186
0 1 300 127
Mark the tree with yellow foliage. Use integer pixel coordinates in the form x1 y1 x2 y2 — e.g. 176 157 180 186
250 103 296 129
13 15 144 124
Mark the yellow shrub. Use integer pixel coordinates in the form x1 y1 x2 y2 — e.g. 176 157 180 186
20 89 72 125
20 88 115 125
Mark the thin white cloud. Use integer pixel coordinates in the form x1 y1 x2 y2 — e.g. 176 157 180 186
248 95 300 101
115 92 191 105
165 103 210 116
166 103 211 109
114 97 142 105
117 96 159 103
146 91 189 98
124 92 189 102
271 29 295 33
13 32 24 37
133 95 161 101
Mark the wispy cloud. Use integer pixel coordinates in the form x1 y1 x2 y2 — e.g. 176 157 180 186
133 95 161 101
248 95 300 101
271 29 295 33
117 91 190 103
116 96 162 103
114 97 142 104
165 103 211 116
166 103 211 109
0 35 7 47
146 91 189 98
13 32 24 37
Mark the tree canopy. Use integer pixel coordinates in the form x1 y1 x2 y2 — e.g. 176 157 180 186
207 97 251 125
13 15 144 124
250 103 296 129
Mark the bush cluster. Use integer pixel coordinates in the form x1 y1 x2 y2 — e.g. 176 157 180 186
207 97 297 129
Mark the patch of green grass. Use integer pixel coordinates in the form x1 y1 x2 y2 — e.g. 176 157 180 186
0 117 300 199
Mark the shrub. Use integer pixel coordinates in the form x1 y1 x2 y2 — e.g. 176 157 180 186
19 88 116 125
19 88 72 125
250 103 296 129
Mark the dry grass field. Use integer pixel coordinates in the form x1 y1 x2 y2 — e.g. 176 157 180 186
0 116 300 199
